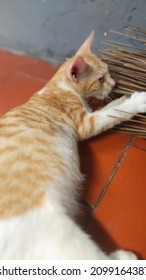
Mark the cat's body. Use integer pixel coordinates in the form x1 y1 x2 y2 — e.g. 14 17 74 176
0 31 146 259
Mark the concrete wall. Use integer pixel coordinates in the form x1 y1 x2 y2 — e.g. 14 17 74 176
0 0 145 62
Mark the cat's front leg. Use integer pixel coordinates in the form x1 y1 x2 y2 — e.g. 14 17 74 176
98 91 146 130
108 91 146 115
77 92 146 140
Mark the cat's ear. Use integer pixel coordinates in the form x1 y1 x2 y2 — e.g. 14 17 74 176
76 30 94 55
68 56 89 83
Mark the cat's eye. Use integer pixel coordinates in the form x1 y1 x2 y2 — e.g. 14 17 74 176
98 76 105 84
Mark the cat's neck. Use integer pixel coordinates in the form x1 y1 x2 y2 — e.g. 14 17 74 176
57 81 78 96
37 78 81 101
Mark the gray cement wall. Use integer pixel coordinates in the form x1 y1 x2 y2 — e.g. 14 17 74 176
0 0 146 62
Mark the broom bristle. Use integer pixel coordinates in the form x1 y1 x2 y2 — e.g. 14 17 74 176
100 25 146 139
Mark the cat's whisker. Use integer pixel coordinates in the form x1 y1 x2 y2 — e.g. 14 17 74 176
107 96 112 103
104 97 109 105
104 94 112 104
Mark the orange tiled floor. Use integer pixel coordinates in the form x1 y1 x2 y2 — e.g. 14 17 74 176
0 49 146 259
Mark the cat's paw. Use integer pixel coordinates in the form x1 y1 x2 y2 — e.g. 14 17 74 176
129 91 146 114
109 249 137 260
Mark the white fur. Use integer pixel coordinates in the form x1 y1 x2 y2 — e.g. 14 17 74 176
58 81 78 95
0 204 106 260
37 87 47 95
0 204 137 260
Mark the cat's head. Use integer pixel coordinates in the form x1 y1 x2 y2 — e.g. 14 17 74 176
58 31 115 99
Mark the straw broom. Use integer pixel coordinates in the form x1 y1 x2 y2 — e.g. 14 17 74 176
99 25 146 139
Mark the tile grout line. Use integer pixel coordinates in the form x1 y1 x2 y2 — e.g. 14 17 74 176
132 144 146 152
0 74 16 84
0 54 38 84
93 135 135 211
83 135 136 230
0 70 48 86
17 71 48 83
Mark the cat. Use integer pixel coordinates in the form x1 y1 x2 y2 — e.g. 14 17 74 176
0 30 146 260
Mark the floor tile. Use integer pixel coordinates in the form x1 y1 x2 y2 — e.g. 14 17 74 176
0 53 37 82
87 147 146 259
0 49 13 60
0 73 45 115
133 137 146 150
21 60 60 81
79 132 131 206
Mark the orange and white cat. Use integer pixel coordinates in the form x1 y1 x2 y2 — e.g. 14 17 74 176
0 31 146 259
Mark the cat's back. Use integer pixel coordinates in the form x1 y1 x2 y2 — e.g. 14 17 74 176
0 105 55 217
0 95 80 217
